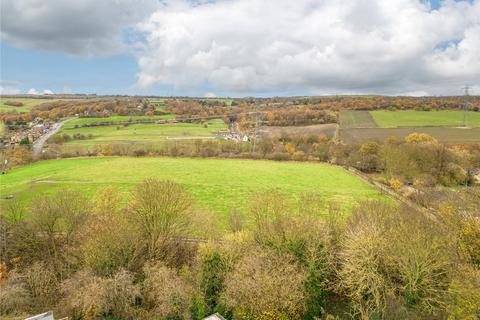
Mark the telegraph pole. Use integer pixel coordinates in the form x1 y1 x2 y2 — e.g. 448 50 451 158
252 111 259 153
462 85 470 127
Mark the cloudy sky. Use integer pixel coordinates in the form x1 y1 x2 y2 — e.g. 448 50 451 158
0 0 479 97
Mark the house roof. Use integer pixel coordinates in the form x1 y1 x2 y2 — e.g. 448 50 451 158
203 313 226 320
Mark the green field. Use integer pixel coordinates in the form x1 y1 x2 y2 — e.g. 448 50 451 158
58 119 227 145
0 157 386 222
63 115 175 129
0 98 57 113
148 100 167 112
370 110 480 128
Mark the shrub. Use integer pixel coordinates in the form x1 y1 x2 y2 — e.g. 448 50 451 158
61 269 138 320
199 246 229 314
292 150 306 161
79 189 136 276
222 248 306 319
4 100 24 107
133 149 146 157
19 137 30 145
128 179 192 262
266 152 291 161
338 202 394 319
22 262 59 311
142 262 192 319
0 273 31 316
405 133 438 144
389 177 402 191
446 266 480 320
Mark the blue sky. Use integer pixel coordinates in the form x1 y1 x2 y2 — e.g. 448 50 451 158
0 0 478 97
1 42 138 95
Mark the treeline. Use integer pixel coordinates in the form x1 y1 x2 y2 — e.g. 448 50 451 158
261 108 337 126
1 179 479 319
167 100 234 118
0 99 161 124
166 100 339 126
332 133 480 187
245 95 480 111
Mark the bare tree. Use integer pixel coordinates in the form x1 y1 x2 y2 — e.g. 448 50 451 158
128 179 192 261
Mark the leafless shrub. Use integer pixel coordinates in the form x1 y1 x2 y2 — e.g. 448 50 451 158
388 207 453 315
338 201 395 319
128 179 192 262
248 191 292 246
222 247 306 319
79 188 136 276
190 209 221 239
22 262 59 311
3 199 26 224
61 269 138 320
26 191 91 272
0 273 31 316
141 262 192 319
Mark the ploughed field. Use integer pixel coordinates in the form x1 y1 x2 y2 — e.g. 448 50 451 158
56 117 227 146
0 157 386 223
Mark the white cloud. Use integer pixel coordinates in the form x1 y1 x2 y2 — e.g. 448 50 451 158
27 88 54 95
135 0 480 95
0 81 21 94
0 0 159 56
27 88 39 95
204 92 217 98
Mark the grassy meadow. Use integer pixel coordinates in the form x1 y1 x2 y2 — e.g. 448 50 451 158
63 115 175 129
370 110 480 128
58 118 227 145
0 157 387 223
148 100 167 112
0 98 57 113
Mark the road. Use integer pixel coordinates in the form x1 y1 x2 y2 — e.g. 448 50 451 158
32 118 71 159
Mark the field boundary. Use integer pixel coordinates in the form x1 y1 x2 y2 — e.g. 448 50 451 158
347 167 436 218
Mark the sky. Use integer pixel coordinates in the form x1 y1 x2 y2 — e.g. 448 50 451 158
0 0 479 97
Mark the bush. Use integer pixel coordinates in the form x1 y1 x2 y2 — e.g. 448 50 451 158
446 266 480 319
4 100 24 107
0 273 31 316
19 137 30 145
142 262 192 319
222 248 306 319
292 150 306 161
133 149 147 157
199 246 229 314
266 152 291 161
79 188 136 276
128 179 192 262
22 262 59 311
338 202 394 318
61 269 138 320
